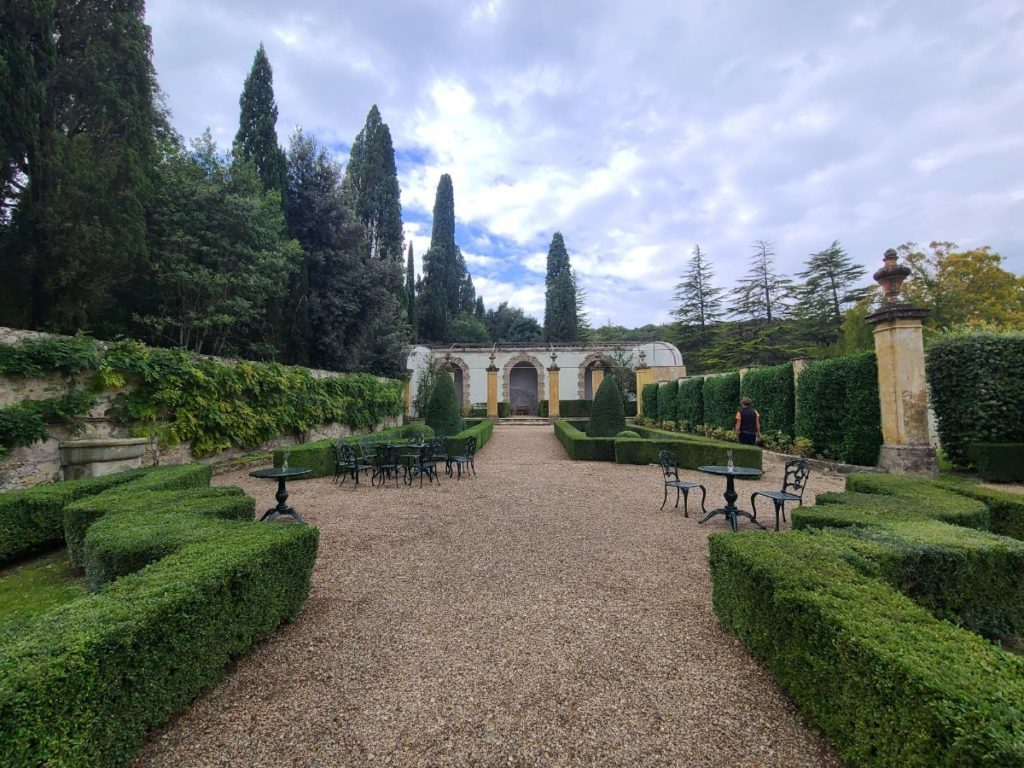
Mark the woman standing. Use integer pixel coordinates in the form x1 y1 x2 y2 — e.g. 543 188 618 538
734 397 761 446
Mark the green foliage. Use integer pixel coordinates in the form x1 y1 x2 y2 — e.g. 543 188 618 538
657 379 678 423
702 373 740 430
483 301 542 342
616 430 640 438
271 426 406 477
100 339 403 457
927 332 1024 467
543 232 582 342
676 377 704 429
937 476 1024 541
418 173 471 342
794 352 882 465
446 418 494 454
0 553 86 639
708 531 1024 768
0 503 317 767
793 240 870 346
671 244 723 335
401 422 435 442
0 389 95 453
587 375 626 437
730 241 793 325
968 443 1024 483
740 362 794 437
424 372 462 436
0 333 100 377
641 383 658 420
615 427 762 468
553 420 616 462
234 43 286 193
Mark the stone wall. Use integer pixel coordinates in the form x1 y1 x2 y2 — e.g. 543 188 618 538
0 327 400 491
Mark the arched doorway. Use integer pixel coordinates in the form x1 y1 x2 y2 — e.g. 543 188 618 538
509 362 539 416
450 368 464 408
583 359 608 400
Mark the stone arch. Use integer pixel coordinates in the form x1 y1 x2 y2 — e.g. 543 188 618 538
501 353 546 413
443 356 471 409
577 352 610 399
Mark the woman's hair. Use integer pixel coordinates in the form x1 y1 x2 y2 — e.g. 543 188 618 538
740 396 752 407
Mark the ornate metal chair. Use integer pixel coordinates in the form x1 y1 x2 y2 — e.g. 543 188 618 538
371 443 404 487
658 449 706 517
333 441 372 486
445 435 477 479
751 458 811 531
406 440 443 486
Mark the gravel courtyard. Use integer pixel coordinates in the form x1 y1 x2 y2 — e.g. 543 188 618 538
134 426 847 767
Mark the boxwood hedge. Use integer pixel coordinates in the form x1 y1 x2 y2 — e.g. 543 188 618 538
641 383 658 420
702 373 740 430
926 332 1024 467
709 531 1024 768
553 420 616 462
657 380 678 423
937 476 1024 541
967 442 1024 483
676 377 704 429
740 362 794 437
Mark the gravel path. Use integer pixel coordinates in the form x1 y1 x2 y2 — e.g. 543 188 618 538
133 426 845 767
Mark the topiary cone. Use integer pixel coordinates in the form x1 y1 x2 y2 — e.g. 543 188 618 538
588 374 626 437
425 373 463 436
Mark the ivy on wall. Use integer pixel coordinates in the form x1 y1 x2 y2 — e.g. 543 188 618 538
926 332 1024 467
0 333 101 378
741 362 794 438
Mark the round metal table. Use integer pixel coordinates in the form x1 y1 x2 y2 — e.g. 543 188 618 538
696 465 765 532
249 466 312 523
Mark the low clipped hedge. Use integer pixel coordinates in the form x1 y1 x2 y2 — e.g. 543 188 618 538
968 442 1024 483
676 377 704 429
740 362 794 437
554 420 616 462
709 531 1024 767
271 420 493 478
938 476 1024 541
620 425 762 469
927 332 1024 467
0 463 318 767
794 352 881 466
702 373 740 430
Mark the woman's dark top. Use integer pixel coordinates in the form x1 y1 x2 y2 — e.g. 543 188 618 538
737 406 759 445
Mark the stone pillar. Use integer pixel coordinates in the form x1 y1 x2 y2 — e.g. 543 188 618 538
486 353 498 419
738 366 750 383
865 249 938 477
403 370 414 418
635 353 654 417
791 357 810 416
548 351 560 418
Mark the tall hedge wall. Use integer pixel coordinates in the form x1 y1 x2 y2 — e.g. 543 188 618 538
702 373 740 430
641 383 658 419
676 377 704 428
795 352 882 466
740 362 794 438
926 332 1024 467
657 380 679 423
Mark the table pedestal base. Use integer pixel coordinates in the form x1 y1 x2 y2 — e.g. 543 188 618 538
698 474 766 532
259 476 307 524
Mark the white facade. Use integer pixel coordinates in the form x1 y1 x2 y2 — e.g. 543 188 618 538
406 342 684 415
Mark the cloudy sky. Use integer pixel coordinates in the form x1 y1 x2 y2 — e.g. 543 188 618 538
145 0 1024 328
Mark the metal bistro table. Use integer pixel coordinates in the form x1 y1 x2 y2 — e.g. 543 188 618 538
697 464 766 532
249 466 312 524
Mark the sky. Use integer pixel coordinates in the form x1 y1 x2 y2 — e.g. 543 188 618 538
145 0 1024 329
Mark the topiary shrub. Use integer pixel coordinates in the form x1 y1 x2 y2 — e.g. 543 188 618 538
741 362 794 438
616 430 640 439
658 380 679 423
677 377 704 429
927 332 1024 467
400 422 435 442
424 373 462 436
588 375 626 437
641 383 658 419
703 373 740 430
795 352 881 466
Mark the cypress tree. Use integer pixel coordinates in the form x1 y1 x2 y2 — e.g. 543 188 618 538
543 232 581 341
418 173 468 342
234 43 287 194
424 371 462 436
406 241 417 334
8 0 161 331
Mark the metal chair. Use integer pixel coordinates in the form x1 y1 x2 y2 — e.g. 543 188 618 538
445 435 477 479
751 458 811 530
371 443 404 487
406 440 443 486
333 441 372 486
658 449 706 517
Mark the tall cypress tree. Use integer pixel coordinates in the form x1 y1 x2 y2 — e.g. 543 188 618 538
234 43 286 194
405 241 417 334
543 231 580 341
5 0 161 332
418 173 468 342
343 105 403 264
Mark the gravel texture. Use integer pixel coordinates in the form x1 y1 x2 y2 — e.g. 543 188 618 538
133 426 846 767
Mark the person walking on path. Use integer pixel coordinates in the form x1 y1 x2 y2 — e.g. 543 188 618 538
735 396 761 446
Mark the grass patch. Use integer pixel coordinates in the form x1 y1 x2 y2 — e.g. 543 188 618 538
0 550 86 637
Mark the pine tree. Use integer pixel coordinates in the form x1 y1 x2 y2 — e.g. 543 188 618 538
731 240 793 323
6 0 161 332
343 105 403 264
794 241 870 346
543 232 581 341
405 241 417 334
671 244 723 334
234 43 286 194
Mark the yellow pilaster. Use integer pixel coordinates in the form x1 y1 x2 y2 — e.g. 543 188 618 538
591 367 604 393
486 366 498 418
548 367 560 418
403 374 413 418
635 367 654 417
